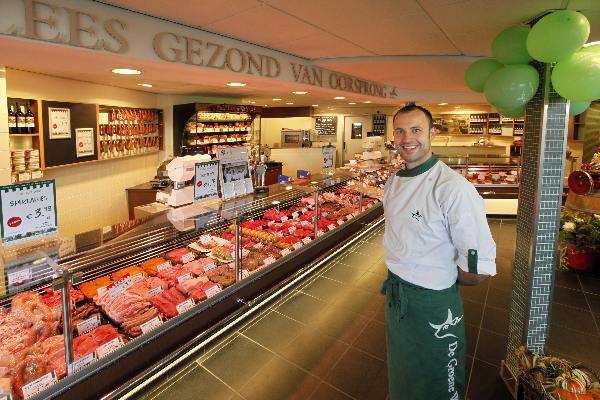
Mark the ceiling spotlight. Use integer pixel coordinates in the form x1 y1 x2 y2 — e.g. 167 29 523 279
348 102 356 105
250 101 256 104
454 106 461 109
112 68 142 75
438 102 448 106
286 102 294 105
137 83 153 88
363 101 372 104
334 96 345 100
226 82 246 87
312 104 319 107
292 91 308 95
272 98 282 101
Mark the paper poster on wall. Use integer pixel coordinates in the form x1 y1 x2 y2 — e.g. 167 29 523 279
75 128 95 158
322 146 335 169
48 107 71 139
216 147 253 199
351 122 363 139
194 160 219 202
0 180 58 245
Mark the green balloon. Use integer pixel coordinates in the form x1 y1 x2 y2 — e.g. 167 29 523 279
496 106 525 118
527 10 590 63
484 65 540 110
492 26 533 64
569 101 590 116
552 44 600 101
464 59 503 92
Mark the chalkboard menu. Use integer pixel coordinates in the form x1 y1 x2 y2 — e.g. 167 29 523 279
315 116 337 136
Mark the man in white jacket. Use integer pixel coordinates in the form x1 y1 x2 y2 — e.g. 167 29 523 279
381 104 496 400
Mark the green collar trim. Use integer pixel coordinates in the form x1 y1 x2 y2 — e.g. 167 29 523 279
396 154 438 177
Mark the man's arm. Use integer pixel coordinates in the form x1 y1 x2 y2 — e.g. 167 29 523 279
457 267 490 286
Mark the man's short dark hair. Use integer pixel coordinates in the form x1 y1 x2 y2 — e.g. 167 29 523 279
393 103 433 129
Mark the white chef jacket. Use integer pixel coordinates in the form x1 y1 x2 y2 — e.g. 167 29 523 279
383 155 496 290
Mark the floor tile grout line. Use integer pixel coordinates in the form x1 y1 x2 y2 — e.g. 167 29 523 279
576 271 600 337
466 280 491 394
197 363 251 400
136 362 199 400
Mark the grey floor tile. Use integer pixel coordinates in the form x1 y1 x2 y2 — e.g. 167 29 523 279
242 311 305 353
460 281 489 303
353 271 386 294
330 286 382 317
482 305 509 336
586 292 600 315
280 329 349 378
307 304 371 345
299 276 346 304
238 356 321 400
554 269 582 290
322 262 366 284
337 251 372 269
553 286 590 310
275 291 329 324
475 329 508 367
547 324 600 365
467 359 512 400
352 319 386 360
486 286 511 310
550 302 598 335
308 383 354 400
201 334 274 391
368 258 388 277
463 299 484 326
465 323 478 357
580 275 600 295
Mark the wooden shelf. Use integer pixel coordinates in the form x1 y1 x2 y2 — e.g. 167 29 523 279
9 133 39 137
196 119 252 123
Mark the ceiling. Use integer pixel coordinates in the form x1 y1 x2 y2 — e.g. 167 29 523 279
3 0 600 109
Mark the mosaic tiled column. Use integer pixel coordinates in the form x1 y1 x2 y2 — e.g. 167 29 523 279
504 62 569 376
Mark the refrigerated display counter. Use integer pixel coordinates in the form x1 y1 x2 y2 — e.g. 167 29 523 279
1 172 384 400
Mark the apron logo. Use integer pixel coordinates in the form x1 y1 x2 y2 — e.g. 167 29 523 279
429 309 463 339
411 210 423 222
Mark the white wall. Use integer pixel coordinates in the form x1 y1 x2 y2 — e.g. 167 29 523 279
261 117 313 148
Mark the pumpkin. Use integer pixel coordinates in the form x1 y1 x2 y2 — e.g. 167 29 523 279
554 387 594 400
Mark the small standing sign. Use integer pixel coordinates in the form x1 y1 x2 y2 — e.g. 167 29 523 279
217 147 253 200
194 160 220 202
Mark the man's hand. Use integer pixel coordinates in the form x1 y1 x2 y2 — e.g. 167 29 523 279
457 267 489 286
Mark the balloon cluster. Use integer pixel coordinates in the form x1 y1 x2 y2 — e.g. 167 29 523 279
464 10 593 117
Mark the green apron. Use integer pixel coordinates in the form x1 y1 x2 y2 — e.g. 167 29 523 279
381 271 466 400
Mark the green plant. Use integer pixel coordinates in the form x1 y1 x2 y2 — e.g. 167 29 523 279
559 208 600 249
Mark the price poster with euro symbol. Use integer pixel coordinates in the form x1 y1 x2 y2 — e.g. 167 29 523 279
194 160 220 202
0 180 58 245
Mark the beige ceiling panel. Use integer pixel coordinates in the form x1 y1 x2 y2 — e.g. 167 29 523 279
268 0 457 55
270 32 372 58
101 0 262 27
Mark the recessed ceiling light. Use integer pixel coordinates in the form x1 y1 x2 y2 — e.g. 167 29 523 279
438 102 448 106
334 96 345 100
250 101 256 104
112 68 141 75
363 101 372 104
348 102 356 105
286 102 294 105
272 98 282 101
312 104 319 107
292 91 308 95
454 106 461 109
263 104 268 107
226 82 246 87
137 83 153 88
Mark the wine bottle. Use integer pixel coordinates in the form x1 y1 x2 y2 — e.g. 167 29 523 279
8 103 17 134
16 103 26 134
25 104 35 134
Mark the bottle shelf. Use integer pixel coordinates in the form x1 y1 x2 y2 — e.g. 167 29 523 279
9 133 39 137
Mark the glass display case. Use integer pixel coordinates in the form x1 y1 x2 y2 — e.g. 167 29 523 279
0 172 384 399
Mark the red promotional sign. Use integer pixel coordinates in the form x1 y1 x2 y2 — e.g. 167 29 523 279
197 180 203 187
7 216 22 227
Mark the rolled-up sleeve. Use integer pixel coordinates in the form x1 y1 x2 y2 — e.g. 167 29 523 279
445 181 497 276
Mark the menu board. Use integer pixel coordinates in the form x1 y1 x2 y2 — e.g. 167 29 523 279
75 128 95 158
194 160 219 202
315 116 337 136
216 147 253 199
48 107 71 139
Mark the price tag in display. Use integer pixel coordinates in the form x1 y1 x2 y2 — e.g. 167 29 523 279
241 248 250 257
253 242 264 249
176 298 195 314
280 248 291 257
68 352 97 375
0 393 11 400
288 226 296 234
263 256 276 266
241 269 250 279
301 207 308 213
352 212 359 217
156 261 172 272
204 284 222 298
203 262 217 272
302 237 312 245
292 242 302 250
181 252 196 264
274 230 283 237
76 314 101 336
21 371 57 399
346 214 353 220
130 273 144 283
7 267 32 288
108 276 133 299
337 219 344 225
147 286 163 298
0 180 58 245
96 337 125 359
301 220 311 228
177 272 193 285
292 212 299 219
140 316 163 335
96 286 108 296
281 216 288 222
322 211 329 217
327 224 336 231
317 230 325 237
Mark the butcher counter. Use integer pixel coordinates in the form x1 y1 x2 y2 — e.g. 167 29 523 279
1 169 386 400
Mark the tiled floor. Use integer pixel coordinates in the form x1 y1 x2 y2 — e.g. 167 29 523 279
131 219 600 400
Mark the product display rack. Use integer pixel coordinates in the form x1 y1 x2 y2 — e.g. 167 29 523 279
1 171 385 400
468 113 526 136
7 97 44 183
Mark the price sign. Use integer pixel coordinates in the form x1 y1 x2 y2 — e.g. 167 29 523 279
194 160 219 202
217 147 253 200
176 298 195 314
253 242 264 249
140 316 163 334
108 275 133 299
0 180 57 245
96 337 125 358
203 262 217 272
76 314 101 335
0 394 11 400
130 273 144 283
263 256 276 266
204 284 222 298
68 352 97 375
22 371 57 398
177 272 193 285
147 286 163 297
280 248 291 257
281 216 288 222
337 219 344 225
291 212 299 219
75 128 94 158
288 226 296 234
292 242 302 250
180 252 196 264
241 269 250 279
302 237 312 244
157 261 172 272
327 224 336 231
322 146 335 169
7 267 32 288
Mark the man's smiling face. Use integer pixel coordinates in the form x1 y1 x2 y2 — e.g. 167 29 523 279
393 109 435 169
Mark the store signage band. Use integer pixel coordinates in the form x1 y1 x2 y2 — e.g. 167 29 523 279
0 0 393 99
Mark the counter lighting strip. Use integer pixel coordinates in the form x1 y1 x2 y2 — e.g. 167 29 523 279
112 216 384 400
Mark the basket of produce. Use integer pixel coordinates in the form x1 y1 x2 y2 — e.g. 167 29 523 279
517 346 600 399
